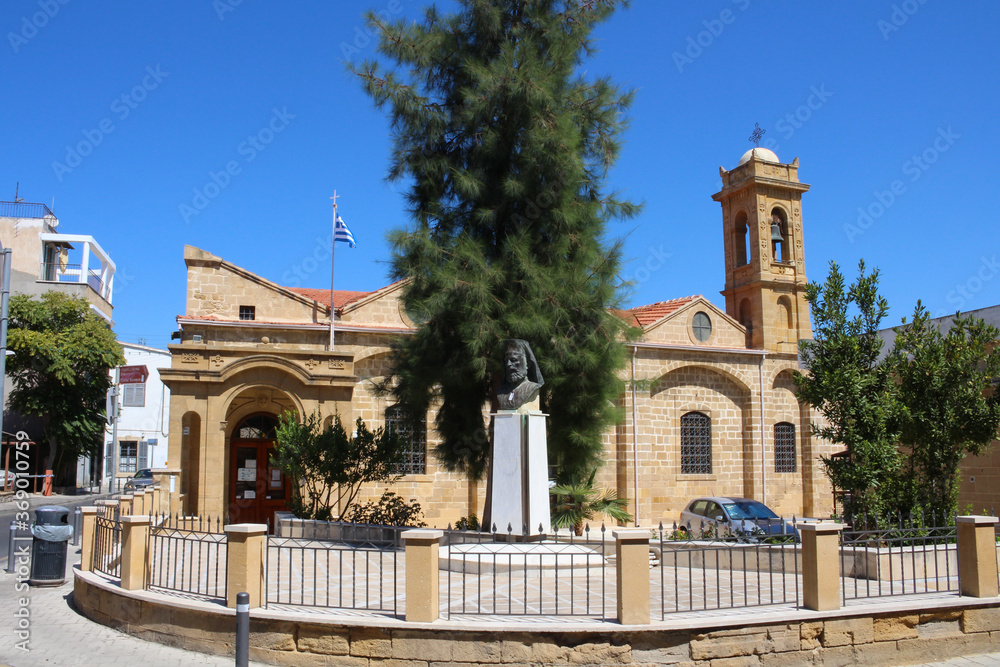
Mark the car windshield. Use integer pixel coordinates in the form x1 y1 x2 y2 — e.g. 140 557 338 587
135 469 152 479
722 501 778 520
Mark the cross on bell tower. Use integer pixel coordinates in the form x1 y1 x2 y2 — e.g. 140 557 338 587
711 146 812 354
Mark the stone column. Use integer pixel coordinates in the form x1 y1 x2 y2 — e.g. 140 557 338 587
225 524 268 609
614 528 650 625
149 485 161 519
403 529 443 622
118 494 134 517
957 515 1000 598
120 515 150 590
133 490 147 516
151 468 181 515
801 522 844 611
79 507 97 573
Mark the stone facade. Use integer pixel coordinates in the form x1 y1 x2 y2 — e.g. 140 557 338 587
160 150 835 527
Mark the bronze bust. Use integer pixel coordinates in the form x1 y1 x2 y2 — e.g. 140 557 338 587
496 339 544 410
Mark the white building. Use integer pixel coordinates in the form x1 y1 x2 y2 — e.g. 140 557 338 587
102 343 171 484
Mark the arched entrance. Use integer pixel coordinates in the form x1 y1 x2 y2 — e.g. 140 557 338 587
228 413 290 527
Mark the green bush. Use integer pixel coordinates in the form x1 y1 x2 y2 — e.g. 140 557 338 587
344 491 426 527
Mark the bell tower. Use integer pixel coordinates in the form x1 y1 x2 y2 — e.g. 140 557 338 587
712 147 812 355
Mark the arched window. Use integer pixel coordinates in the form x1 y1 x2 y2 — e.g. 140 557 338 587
236 414 278 440
386 404 426 475
770 208 789 263
681 412 711 474
774 422 796 473
734 211 749 266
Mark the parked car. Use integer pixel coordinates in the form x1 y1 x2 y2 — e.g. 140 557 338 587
678 497 796 540
123 468 156 493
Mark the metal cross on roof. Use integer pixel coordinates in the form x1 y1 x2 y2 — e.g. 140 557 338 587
749 123 765 147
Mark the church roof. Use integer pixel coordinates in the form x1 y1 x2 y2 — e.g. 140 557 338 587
286 287 371 309
625 296 700 328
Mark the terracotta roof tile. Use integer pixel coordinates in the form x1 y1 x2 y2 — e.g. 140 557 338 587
626 295 700 328
286 287 370 309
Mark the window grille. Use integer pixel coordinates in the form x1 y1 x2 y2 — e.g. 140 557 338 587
692 312 712 342
119 441 138 474
681 412 711 474
236 414 278 440
385 404 426 475
774 422 796 473
239 305 255 321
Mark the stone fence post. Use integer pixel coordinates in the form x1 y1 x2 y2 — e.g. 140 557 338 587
957 515 1000 598
403 529 443 622
225 524 268 609
118 494 134 517
800 522 844 611
120 515 150 590
149 485 161 517
151 468 181 515
134 490 147 516
614 528 650 625
79 506 97 573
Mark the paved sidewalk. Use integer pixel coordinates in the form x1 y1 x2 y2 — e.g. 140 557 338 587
0 550 265 665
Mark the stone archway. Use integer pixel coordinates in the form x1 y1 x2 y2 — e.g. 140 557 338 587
224 387 297 527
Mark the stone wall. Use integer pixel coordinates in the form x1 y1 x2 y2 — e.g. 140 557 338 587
73 570 1000 666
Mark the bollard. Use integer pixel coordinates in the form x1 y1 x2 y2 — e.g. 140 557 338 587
72 507 82 547
236 591 249 667
6 520 15 574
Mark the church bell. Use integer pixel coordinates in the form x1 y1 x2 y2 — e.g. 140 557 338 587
770 221 784 243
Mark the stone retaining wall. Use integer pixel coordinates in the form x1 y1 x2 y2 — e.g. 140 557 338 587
74 568 1000 666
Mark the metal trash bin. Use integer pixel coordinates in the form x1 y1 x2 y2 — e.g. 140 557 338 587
29 505 73 586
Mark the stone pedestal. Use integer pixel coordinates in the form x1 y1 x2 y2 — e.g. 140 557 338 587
486 411 551 537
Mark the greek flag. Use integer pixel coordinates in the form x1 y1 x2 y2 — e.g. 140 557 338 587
334 216 356 248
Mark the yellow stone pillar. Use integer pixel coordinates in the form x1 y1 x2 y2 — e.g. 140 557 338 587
134 490 148 516
614 528 650 625
801 522 844 611
79 507 98 573
225 524 268 609
403 529 443 622
149 485 160 518
120 515 150 590
151 468 181 515
957 515 1000 598
118 494 134 517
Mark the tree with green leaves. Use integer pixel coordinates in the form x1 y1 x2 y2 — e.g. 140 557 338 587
352 0 640 481
7 291 124 482
794 261 901 520
889 303 1000 520
271 412 409 521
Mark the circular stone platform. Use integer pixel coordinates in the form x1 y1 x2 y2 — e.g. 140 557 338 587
440 542 607 573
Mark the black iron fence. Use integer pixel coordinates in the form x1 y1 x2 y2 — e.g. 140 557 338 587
265 534 402 614
840 512 959 603
147 517 227 600
443 524 612 619
92 515 121 578
656 520 801 616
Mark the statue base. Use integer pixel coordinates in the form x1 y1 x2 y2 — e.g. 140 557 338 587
485 411 551 537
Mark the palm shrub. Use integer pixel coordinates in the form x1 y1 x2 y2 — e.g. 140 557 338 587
549 470 632 536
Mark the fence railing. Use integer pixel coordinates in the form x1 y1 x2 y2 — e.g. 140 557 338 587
147 517 228 600
265 535 401 614
80 509 1000 624
840 512 959 603
656 521 801 616
92 515 121 578
444 524 612 619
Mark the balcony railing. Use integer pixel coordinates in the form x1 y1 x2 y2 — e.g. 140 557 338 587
39 263 110 301
0 202 54 219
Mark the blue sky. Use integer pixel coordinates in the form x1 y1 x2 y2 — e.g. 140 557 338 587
2 1 998 349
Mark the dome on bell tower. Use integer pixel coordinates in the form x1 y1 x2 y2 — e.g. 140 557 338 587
738 147 779 166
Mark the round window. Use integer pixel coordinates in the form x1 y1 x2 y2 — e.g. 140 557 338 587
692 311 712 342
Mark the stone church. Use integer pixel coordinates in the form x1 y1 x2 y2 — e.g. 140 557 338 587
160 147 836 527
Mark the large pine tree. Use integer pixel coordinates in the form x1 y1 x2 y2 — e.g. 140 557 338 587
353 0 639 480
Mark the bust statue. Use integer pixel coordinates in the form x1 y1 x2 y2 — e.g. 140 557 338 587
496 339 544 411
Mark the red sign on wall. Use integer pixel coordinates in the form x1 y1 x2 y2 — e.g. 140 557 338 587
118 365 149 384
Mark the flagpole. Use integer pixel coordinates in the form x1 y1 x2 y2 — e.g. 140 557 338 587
329 191 338 351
